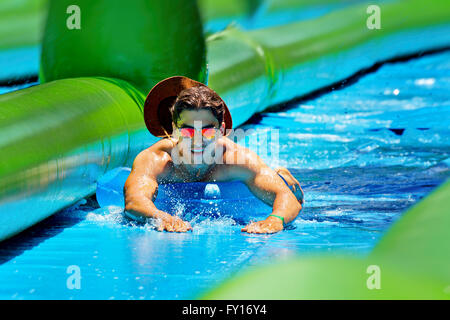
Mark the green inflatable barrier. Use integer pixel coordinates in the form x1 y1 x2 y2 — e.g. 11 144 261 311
0 77 153 240
203 257 449 299
0 0 47 50
202 181 450 299
373 179 450 285
40 0 206 94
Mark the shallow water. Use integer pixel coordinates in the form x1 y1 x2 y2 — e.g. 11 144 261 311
0 50 449 299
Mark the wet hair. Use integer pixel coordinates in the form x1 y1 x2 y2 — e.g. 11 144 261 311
170 86 225 125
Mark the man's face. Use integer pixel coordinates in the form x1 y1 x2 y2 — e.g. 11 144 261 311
173 109 224 161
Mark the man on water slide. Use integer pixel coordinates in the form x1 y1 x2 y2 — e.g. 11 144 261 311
124 76 304 234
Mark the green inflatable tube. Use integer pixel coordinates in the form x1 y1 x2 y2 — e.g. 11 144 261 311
202 181 450 299
0 0 47 50
0 77 153 240
40 0 206 94
373 179 450 285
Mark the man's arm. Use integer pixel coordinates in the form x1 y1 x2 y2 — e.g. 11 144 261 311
237 150 302 234
124 147 192 232
123 150 160 218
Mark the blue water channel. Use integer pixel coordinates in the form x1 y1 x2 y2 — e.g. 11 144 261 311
0 48 449 299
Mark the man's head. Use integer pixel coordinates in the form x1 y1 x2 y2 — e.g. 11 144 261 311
171 86 226 155
171 86 225 127
143 76 232 139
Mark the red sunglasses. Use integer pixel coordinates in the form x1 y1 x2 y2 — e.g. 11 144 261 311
178 127 217 140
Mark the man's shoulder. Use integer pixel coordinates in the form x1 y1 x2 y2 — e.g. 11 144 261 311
220 136 244 151
152 138 177 152
134 138 175 165
221 137 262 169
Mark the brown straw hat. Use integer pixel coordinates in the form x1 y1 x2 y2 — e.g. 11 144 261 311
143 76 232 137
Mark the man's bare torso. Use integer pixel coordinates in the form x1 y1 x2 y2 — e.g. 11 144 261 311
148 136 255 184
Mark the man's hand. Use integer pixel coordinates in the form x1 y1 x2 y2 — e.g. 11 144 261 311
155 211 192 232
241 215 284 234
